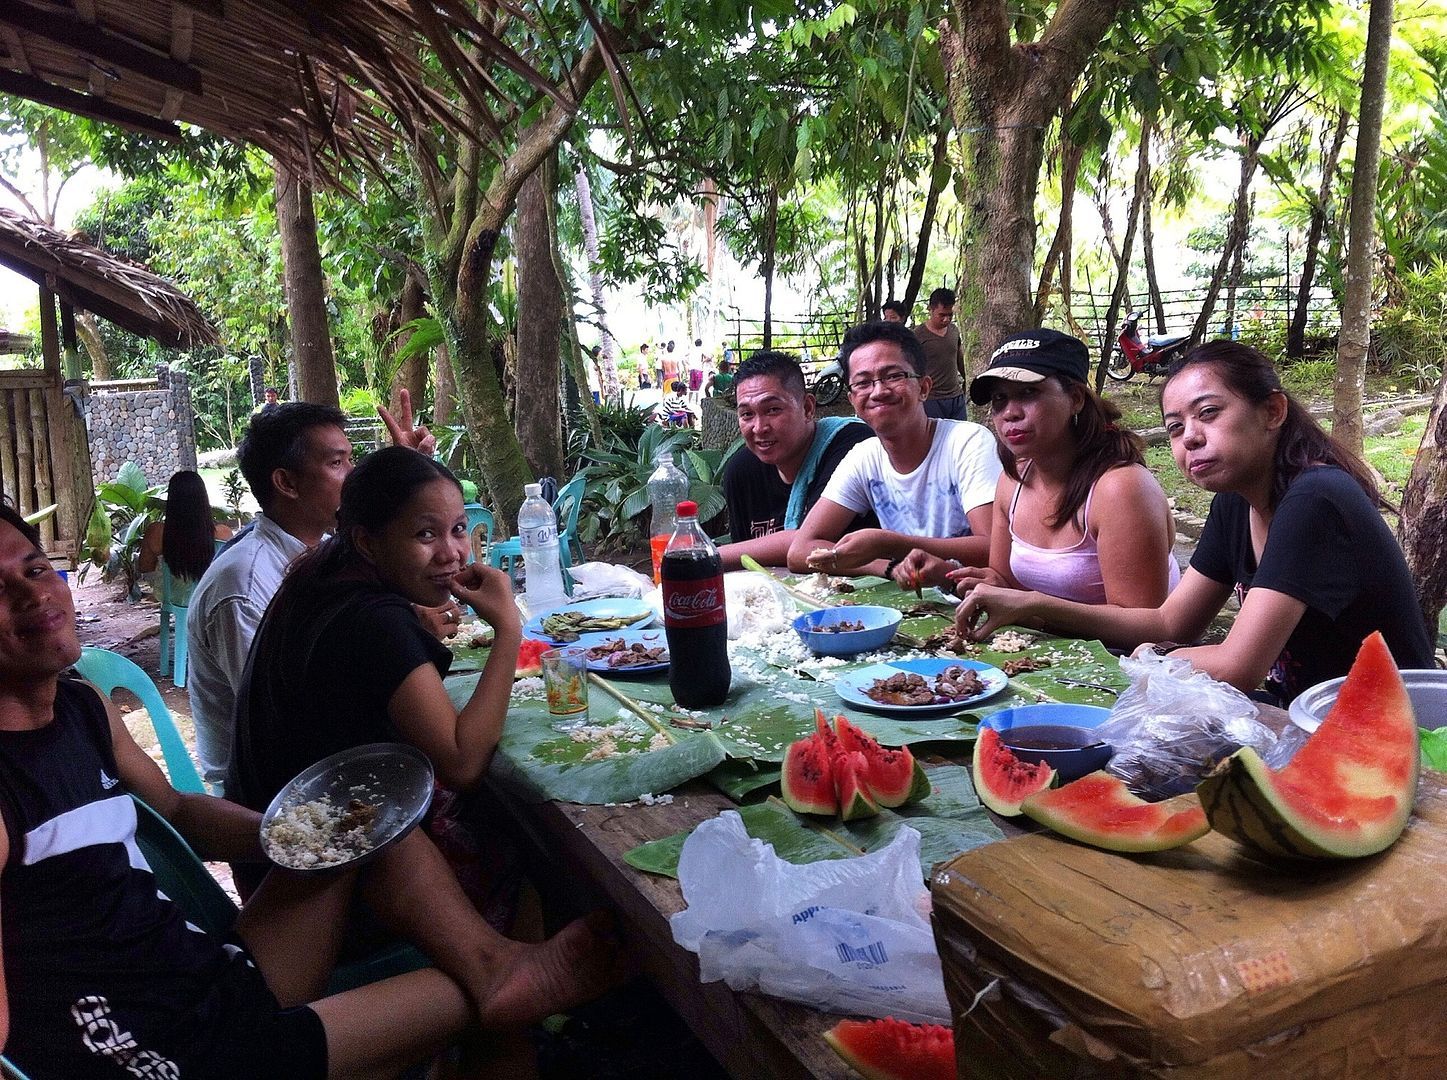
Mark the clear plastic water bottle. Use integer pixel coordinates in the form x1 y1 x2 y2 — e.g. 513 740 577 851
647 450 689 583
662 500 730 709
519 483 567 614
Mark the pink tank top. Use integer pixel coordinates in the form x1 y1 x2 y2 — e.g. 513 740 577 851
1007 467 1180 605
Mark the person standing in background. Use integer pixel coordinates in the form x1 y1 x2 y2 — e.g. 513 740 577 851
882 300 909 324
913 288 969 420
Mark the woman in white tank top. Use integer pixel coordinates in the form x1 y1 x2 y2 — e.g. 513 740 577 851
946 330 1179 608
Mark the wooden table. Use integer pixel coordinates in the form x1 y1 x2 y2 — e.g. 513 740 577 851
491 777 858 1080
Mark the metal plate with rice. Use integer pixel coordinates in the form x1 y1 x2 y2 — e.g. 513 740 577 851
261 743 434 872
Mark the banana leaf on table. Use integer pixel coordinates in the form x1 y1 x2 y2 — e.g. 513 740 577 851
623 765 1003 882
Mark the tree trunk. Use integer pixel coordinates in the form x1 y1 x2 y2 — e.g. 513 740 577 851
1190 136 1262 346
1401 369 1447 635
514 151 566 482
573 158 620 398
942 0 1129 373
762 183 779 350
1141 165 1166 333
1094 111 1153 390
869 176 887 318
1287 108 1350 358
273 161 339 407
74 310 111 380
389 272 428 416
1334 0 1394 455
1034 131 1083 323
1224 205 1249 334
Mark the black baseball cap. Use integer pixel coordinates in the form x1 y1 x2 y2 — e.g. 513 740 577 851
969 329 1090 404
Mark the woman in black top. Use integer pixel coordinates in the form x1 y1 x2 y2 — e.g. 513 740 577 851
956 342 1435 703
231 448 525 922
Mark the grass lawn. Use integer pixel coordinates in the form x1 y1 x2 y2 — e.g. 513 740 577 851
1102 370 1428 520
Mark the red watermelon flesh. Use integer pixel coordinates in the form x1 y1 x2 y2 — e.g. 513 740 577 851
834 750 881 821
1197 631 1419 859
972 726 1055 816
834 715 930 808
1022 771 1209 852
516 638 551 679
823 1017 955 1080
781 733 838 816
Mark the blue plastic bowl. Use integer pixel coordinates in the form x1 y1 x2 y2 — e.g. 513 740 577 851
792 605 903 658
982 703 1114 782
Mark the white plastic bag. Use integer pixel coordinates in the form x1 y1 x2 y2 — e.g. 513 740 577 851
669 811 949 1022
564 561 655 601
1099 651 1286 799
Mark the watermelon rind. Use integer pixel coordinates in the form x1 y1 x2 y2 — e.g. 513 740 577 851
1021 771 1210 853
823 1018 955 1080
781 735 838 816
972 727 1055 816
1196 633 1419 860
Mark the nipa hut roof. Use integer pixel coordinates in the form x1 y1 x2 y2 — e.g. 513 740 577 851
0 206 217 347
0 1 582 182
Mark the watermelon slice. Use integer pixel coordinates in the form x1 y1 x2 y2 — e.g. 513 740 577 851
823 1017 955 1080
972 726 1055 816
1197 631 1419 859
834 715 930 808
834 750 881 821
1021 772 1209 852
516 638 550 679
781 734 838 816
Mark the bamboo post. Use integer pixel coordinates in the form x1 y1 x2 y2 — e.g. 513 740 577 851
29 389 55 547
37 285 60 374
44 378 79 556
14 389 35 516
0 390 16 505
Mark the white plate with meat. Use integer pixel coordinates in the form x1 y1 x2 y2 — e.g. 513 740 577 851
834 658 1008 715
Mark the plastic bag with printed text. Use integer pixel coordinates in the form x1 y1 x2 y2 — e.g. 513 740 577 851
669 811 949 1023
1098 650 1308 800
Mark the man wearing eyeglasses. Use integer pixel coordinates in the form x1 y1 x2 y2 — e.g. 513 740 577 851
786 321 1001 583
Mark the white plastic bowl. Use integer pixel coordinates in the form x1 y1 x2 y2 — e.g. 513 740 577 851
1288 669 1447 733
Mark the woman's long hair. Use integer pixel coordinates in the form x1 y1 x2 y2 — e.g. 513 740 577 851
270 447 462 616
1164 342 1379 508
160 470 218 582
998 377 1146 529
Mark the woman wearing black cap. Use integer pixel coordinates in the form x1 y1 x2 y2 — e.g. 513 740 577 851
898 329 1177 605
955 341 1434 704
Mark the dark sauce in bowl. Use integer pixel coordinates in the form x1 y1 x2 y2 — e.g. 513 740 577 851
1000 724 1102 752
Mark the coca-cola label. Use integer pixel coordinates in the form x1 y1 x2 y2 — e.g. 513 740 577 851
662 575 726 627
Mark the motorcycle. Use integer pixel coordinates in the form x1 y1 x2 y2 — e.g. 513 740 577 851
811 359 845 406
1107 310 1191 381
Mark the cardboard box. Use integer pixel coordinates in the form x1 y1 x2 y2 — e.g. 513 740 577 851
930 773 1447 1078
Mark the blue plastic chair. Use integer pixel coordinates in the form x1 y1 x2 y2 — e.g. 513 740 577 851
1 1055 33 1080
129 795 427 995
74 646 207 794
157 561 197 688
463 503 495 565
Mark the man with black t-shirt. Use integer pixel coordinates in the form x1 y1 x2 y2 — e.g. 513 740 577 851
719 351 877 570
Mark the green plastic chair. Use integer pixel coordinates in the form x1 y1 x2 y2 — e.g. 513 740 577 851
157 562 196 688
129 795 428 995
74 647 207 795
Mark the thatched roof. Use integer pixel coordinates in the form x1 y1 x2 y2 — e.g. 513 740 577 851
0 206 217 347
0 1 598 181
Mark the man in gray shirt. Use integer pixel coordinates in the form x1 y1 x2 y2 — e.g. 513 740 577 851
913 287 968 420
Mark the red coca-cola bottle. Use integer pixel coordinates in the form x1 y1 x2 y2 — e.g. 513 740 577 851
661 500 731 709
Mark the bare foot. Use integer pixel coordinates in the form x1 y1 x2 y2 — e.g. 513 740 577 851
469 911 625 1029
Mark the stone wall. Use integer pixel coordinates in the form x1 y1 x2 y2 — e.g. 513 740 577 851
85 363 197 486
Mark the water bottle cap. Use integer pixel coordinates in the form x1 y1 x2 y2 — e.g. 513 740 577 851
677 500 698 516
524 483 542 497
